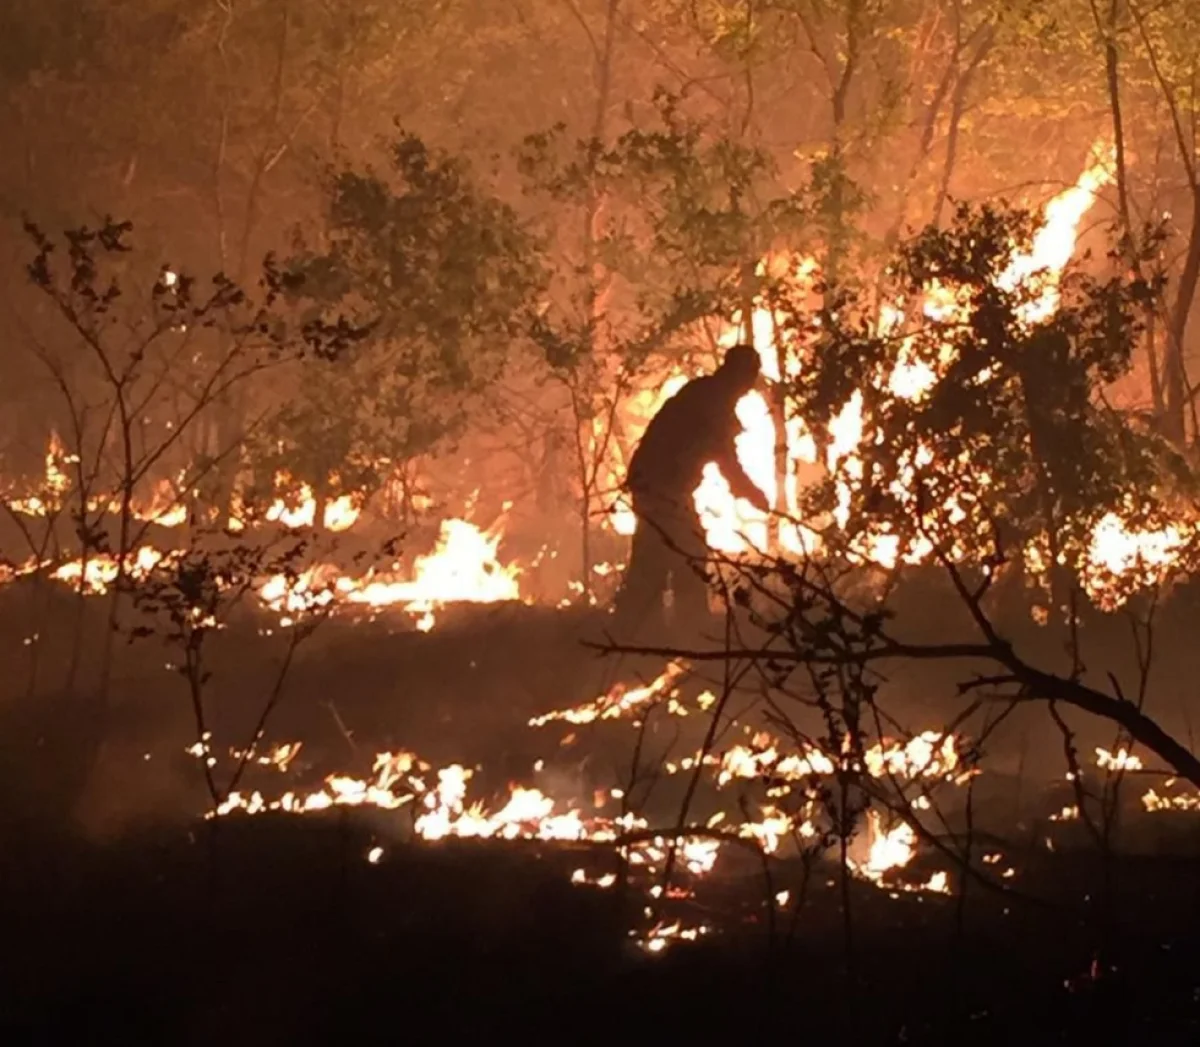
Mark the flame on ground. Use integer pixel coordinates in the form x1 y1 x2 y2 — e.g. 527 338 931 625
9 514 523 634
4 452 362 534
4 432 72 517
51 546 167 594
193 659 1000 953
713 730 963 787
261 517 523 631
528 661 687 727
853 811 916 881
212 747 644 844
1142 787 1200 812
1095 746 1143 773
263 474 361 532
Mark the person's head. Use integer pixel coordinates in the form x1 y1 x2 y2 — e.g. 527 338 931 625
716 343 761 395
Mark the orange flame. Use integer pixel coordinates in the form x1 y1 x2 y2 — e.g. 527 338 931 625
258 518 522 631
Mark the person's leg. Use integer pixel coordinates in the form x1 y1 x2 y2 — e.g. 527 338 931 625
613 500 671 628
659 506 716 632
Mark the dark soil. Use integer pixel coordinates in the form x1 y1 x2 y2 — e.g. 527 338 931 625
3 818 1200 1044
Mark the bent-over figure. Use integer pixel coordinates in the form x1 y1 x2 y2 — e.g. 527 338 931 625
614 344 770 629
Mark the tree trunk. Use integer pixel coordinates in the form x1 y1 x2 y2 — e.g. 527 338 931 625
1163 187 1200 445
1096 0 1167 425
575 0 621 601
312 471 330 535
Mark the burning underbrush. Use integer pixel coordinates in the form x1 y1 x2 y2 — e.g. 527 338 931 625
181 649 1200 956
0 510 539 637
4 593 1200 1041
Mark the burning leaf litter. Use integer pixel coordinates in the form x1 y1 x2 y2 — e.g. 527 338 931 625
13 516 524 632
190 663 1200 955
204 665 976 953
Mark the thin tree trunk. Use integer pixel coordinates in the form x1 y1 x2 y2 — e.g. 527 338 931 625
1165 191 1200 444
1126 0 1198 444
576 0 621 599
931 28 993 227
1094 0 1165 421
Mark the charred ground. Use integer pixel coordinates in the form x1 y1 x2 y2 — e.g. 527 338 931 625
3 561 1200 1042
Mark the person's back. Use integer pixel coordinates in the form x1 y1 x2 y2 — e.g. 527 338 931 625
627 375 741 498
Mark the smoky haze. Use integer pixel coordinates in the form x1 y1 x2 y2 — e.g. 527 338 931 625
4 3 1200 1039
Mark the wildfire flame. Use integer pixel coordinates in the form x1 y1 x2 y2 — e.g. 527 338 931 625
1084 512 1194 609
253 517 521 630
264 475 361 532
713 730 962 786
1142 787 1200 812
1095 745 1143 772
207 663 969 886
6 432 73 517
51 546 167 593
528 661 687 726
335 517 521 630
854 810 916 881
5 495 523 633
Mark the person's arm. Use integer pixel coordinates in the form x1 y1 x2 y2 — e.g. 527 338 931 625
713 439 771 513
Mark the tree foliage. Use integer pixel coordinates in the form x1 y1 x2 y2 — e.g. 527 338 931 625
253 133 543 507
786 204 1185 593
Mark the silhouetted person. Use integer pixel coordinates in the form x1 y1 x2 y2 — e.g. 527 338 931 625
614 344 770 631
